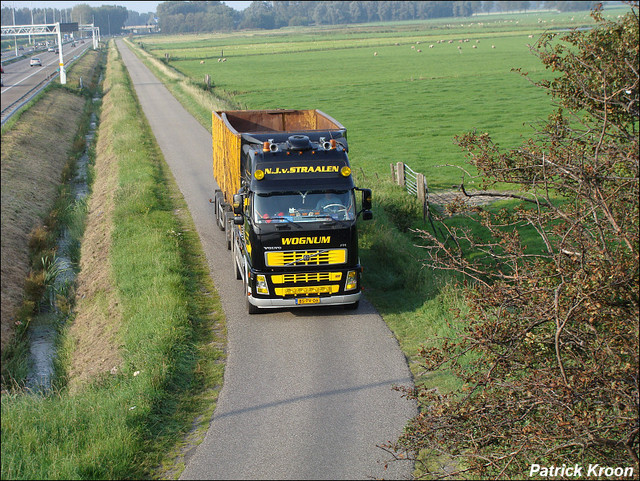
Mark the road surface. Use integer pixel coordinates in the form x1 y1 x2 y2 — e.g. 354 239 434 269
116 38 416 480
1 42 90 122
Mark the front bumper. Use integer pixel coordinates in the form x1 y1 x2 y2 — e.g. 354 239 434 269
248 291 361 309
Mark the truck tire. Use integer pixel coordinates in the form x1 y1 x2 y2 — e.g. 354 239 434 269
344 301 360 310
244 276 260 314
215 192 225 231
247 298 260 315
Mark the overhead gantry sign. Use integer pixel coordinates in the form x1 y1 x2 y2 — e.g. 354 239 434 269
0 22 100 85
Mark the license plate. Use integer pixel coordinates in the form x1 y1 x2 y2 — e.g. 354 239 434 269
296 298 320 305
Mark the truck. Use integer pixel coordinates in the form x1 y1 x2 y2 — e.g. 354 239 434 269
211 109 373 314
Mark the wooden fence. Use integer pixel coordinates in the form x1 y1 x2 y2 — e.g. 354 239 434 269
390 161 430 217
390 161 455 242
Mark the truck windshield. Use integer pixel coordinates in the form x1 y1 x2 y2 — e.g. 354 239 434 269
254 191 355 224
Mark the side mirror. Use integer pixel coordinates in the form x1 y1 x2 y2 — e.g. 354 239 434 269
362 210 373 221
232 193 243 215
233 215 244 225
361 188 372 211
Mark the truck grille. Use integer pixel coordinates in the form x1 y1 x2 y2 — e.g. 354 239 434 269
265 249 346 267
274 285 340 296
271 272 342 284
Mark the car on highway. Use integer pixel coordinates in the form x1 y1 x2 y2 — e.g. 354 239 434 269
30 57 42 67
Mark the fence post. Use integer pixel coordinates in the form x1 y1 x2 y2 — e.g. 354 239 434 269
416 173 426 204
396 162 405 187
418 173 429 221
205 74 211 89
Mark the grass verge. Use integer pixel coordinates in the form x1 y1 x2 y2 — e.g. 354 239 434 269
1 41 225 480
1 48 102 362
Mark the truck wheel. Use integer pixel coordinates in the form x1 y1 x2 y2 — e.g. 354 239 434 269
215 192 225 231
247 298 260 315
344 301 360 310
244 276 260 314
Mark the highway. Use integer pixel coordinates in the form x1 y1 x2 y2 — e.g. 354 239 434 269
115 38 416 480
1 41 91 122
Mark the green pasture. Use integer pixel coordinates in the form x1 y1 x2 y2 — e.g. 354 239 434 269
127 11 608 389
135 11 607 189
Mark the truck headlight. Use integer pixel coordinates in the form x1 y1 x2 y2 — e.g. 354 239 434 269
345 270 358 291
256 274 269 295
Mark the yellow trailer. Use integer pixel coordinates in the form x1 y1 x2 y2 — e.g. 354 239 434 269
212 109 346 205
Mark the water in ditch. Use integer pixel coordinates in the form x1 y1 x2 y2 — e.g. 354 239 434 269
25 110 98 392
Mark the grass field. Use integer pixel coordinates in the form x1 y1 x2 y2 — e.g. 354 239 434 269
128 9 618 385
137 9 613 190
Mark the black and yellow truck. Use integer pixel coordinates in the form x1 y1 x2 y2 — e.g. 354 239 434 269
211 109 372 314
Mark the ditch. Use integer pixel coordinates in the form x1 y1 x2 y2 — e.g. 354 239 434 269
25 103 99 392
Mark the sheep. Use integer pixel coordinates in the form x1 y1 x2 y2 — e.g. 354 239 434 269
374 51 378 56
411 45 415 49
417 49 422 53
491 45 496 49
429 44 434 48
472 45 477 49
200 60 205 64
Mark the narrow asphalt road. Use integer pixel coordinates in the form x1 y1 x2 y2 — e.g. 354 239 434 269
116 39 416 480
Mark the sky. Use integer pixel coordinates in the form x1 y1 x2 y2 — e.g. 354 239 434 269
8 1 253 14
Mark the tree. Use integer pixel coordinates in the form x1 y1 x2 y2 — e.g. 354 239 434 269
452 1 474 17
349 1 367 23
239 1 276 29
71 4 93 25
388 3 639 478
92 5 128 36
555 1 598 12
